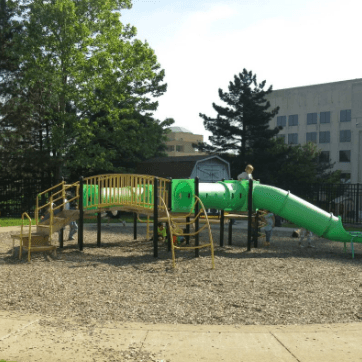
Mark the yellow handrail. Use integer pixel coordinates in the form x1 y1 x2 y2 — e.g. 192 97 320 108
159 195 215 269
20 212 32 262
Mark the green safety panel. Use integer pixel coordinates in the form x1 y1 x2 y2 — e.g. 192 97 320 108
171 179 195 213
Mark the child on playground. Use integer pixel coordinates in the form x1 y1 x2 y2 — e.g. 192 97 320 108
157 222 167 242
262 210 275 246
292 228 315 248
237 164 254 180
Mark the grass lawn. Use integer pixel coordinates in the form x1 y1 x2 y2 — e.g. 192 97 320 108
0 216 138 227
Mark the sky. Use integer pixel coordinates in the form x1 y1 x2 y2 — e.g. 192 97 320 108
121 0 362 142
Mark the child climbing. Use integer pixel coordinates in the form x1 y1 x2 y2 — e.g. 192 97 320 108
237 164 254 180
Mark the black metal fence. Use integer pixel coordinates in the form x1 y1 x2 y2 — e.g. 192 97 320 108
0 176 361 224
285 183 361 224
0 176 53 218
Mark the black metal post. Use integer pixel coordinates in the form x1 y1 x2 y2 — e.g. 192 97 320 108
133 212 137 240
356 184 360 224
153 177 159 258
195 177 199 258
228 219 233 245
78 176 84 251
186 216 190 245
59 178 65 248
97 212 101 247
59 229 64 248
167 178 172 211
247 179 253 251
220 210 224 247
97 180 102 247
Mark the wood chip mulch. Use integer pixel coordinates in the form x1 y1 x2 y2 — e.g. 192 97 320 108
1 225 361 327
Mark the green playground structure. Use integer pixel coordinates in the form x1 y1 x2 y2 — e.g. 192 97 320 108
170 179 362 246
16 173 361 262
83 176 362 246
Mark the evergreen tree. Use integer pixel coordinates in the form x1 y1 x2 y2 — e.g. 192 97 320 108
197 69 280 171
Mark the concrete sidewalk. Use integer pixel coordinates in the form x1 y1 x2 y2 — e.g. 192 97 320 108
0 311 361 362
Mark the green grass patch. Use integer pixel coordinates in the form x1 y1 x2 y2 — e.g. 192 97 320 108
0 215 147 227
0 217 38 227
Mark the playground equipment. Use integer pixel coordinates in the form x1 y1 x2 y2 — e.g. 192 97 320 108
12 174 362 262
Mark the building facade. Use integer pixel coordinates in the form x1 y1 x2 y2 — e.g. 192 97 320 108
165 126 207 156
266 79 362 183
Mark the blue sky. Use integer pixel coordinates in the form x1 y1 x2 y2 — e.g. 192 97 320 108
121 0 361 141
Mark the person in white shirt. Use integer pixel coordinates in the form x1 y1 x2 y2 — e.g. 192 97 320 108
262 210 275 246
237 164 254 180
59 197 78 241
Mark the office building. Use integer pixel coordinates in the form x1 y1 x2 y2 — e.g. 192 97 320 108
267 79 362 183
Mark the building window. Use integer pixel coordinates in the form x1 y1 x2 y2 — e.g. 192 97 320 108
319 151 330 163
340 109 351 122
277 116 286 127
306 132 317 143
340 130 351 142
339 150 351 162
277 134 286 143
167 145 174 152
320 111 330 124
288 133 298 144
176 145 184 152
288 115 298 126
319 131 330 143
307 113 317 124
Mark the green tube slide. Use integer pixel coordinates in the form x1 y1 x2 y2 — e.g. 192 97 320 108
252 183 362 244
173 179 362 244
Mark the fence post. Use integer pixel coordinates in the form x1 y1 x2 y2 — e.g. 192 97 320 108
356 184 360 224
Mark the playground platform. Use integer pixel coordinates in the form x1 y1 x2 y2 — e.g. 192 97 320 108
0 310 361 361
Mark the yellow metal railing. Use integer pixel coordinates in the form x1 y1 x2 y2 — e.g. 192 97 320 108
36 180 80 239
19 212 32 262
160 195 215 269
82 174 170 213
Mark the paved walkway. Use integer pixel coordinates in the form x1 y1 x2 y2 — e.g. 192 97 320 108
0 310 361 362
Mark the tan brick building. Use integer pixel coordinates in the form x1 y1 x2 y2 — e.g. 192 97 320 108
165 127 207 156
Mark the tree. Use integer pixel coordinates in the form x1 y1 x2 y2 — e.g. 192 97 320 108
0 0 168 181
197 69 280 171
261 138 338 187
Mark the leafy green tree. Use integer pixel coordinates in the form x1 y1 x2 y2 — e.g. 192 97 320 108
0 0 168 180
197 69 280 171
261 139 337 187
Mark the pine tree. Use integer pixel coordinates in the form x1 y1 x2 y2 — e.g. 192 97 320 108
198 69 280 174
